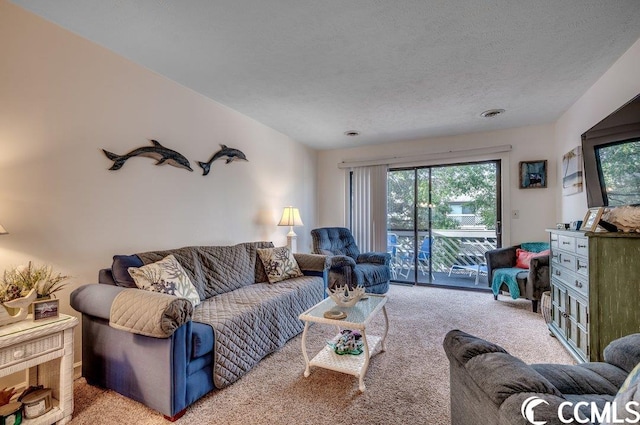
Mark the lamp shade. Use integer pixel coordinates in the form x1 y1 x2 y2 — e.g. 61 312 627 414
0 223 7 235
277 207 303 227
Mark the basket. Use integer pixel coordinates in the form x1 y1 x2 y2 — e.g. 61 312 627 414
541 291 552 325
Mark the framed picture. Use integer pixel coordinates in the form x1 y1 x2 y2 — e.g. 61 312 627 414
580 207 604 231
562 146 583 196
33 299 59 321
519 160 547 189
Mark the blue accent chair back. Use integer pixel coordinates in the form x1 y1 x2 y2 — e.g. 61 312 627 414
311 227 390 294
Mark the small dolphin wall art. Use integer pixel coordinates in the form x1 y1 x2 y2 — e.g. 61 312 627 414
102 140 193 172
198 144 248 176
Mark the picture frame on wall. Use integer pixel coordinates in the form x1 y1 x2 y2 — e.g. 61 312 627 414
519 160 547 189
580 207 605 232
33 299 59 321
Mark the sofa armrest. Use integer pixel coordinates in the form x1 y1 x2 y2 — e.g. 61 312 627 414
444 330 562 407
70 283 128 320
444 329 509 365
604 333 640 374
357 252 391 265
71 284 192 338
109 289 193 338
293 253 327 273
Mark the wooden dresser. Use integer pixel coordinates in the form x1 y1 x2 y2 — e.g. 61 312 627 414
547 229 640 362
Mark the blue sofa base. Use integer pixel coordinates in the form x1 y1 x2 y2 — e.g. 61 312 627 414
81 315 215 419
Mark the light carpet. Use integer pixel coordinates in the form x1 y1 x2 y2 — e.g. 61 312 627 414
69 284 574 424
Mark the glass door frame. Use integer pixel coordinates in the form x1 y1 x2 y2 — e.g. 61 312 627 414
388 159 502 286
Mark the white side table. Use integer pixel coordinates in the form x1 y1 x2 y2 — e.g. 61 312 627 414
0 314 78 425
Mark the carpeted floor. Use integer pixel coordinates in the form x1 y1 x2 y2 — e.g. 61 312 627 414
68 284 574 424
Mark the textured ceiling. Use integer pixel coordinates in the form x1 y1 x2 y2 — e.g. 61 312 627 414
10 0 640 150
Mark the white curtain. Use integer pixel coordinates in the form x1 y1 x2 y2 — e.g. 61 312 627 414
351 164 388 253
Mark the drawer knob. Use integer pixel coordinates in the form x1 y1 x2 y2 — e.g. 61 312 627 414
575 281 583 288
13 349 25 359
578 244 587 248
563 258 571 263
555 270 561 276
562 241 570 245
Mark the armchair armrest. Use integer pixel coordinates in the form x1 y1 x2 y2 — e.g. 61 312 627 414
528 255 550 295
485 246 518 288
356 252 391 265
325 254 357 269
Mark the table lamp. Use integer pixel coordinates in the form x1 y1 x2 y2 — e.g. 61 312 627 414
278 206 303 252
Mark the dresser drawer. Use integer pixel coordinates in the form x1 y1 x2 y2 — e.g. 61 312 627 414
570 275 589 298
558 235 576 252
0 333 62 369
550 233 559 249
558 252 576 272
576 256 589 277
575 238 589 257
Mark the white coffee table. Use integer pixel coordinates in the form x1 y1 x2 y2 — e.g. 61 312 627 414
299 294 388 391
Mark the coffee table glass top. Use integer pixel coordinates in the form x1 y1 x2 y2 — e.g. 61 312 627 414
299 294 386 328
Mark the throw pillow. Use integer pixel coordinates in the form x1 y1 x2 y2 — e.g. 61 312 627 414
112 254 144 287
516 249 550 269
257 246 303 283
128 254 200 307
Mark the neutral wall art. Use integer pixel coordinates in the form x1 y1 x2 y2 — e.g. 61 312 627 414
103 140 193 172
562 146 583 196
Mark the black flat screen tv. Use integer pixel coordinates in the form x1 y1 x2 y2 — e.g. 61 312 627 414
581 94 640 208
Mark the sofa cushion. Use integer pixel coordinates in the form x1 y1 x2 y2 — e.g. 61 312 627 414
137 244 263 300
128 255 201 307
257 246 303 283
112 255 143 287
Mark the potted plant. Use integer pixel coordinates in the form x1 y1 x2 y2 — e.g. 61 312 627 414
0 262 70 326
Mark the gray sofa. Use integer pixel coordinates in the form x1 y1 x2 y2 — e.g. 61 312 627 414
71 242 327 420
443 329 640 425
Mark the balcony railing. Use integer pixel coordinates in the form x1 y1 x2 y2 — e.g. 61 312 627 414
387 229 497 280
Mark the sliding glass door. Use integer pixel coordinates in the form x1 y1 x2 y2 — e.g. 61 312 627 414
387 161 501 289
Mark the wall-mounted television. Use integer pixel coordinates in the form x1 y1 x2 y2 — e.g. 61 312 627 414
581 94 640 208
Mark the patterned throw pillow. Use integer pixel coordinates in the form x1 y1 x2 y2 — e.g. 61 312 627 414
128 254 200 307
257 246 303 283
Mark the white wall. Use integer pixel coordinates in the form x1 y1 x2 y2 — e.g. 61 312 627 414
0 0 317 370
317 124 557 245
554 38 640 222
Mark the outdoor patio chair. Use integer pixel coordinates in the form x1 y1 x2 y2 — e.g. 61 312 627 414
311 227 390 294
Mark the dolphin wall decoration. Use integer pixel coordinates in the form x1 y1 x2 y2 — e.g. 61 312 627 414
102 140 193 172
198 144 248 176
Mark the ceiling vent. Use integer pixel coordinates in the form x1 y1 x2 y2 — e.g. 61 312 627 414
480 109 505 118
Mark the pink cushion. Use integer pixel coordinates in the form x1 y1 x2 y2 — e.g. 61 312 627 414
516 249 550 269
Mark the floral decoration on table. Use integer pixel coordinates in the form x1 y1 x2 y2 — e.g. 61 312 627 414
0 262 70 326
327 329 364 355
326 284 366 307
1 262 70 302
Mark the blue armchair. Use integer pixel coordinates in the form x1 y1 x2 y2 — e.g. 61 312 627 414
311 227 390 294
